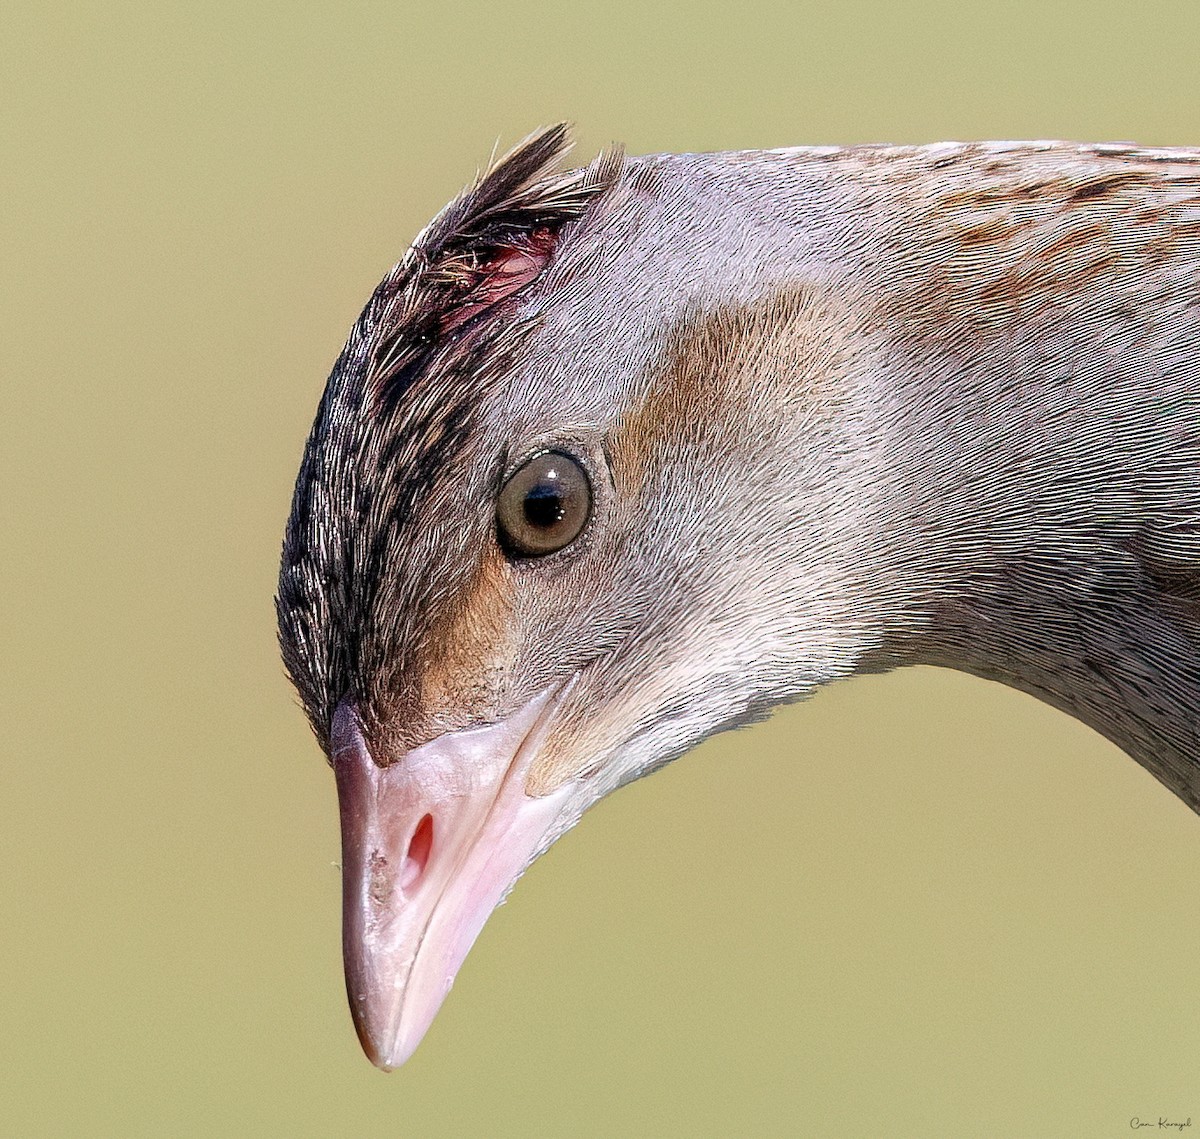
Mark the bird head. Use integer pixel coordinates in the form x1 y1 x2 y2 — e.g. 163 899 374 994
277 126 893 1069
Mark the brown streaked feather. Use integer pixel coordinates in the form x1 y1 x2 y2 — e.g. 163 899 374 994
276 126 621 751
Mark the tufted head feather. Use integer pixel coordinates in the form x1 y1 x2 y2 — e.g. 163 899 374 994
276 125 621 752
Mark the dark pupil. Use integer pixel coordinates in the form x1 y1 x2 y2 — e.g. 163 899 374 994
523 483 565 529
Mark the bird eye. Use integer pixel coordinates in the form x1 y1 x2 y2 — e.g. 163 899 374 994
496 450 592 558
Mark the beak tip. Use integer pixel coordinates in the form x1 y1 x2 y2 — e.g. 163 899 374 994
365 1044 400 1074
349 984 440 1072
350 1010 406 1073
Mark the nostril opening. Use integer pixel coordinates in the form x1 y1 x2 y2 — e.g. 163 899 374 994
400 814 434 891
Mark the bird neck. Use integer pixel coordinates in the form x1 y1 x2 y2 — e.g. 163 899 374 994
814 150 1200 811
616 145 1200 811
867 365 1200 812
661 144 1200 813
903 567 1200 814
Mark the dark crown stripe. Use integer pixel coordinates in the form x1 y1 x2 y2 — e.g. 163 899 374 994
277 127 622 748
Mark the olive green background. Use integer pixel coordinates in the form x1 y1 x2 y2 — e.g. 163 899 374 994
4 2 1199 1135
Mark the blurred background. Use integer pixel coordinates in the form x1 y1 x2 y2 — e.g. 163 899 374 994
4 1 1199 1135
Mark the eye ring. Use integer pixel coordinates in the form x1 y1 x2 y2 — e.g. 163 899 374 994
496 449 592 558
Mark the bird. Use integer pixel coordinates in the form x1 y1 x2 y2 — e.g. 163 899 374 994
276 124 1200 1070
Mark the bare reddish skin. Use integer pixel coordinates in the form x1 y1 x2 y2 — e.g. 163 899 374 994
440 228 557 333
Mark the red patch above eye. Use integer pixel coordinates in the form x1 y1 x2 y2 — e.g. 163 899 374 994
439 227 558 333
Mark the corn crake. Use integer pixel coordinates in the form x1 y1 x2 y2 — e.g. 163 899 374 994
277 126 1200 1069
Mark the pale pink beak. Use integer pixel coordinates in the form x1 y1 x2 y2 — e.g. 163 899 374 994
331 683 578 1070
